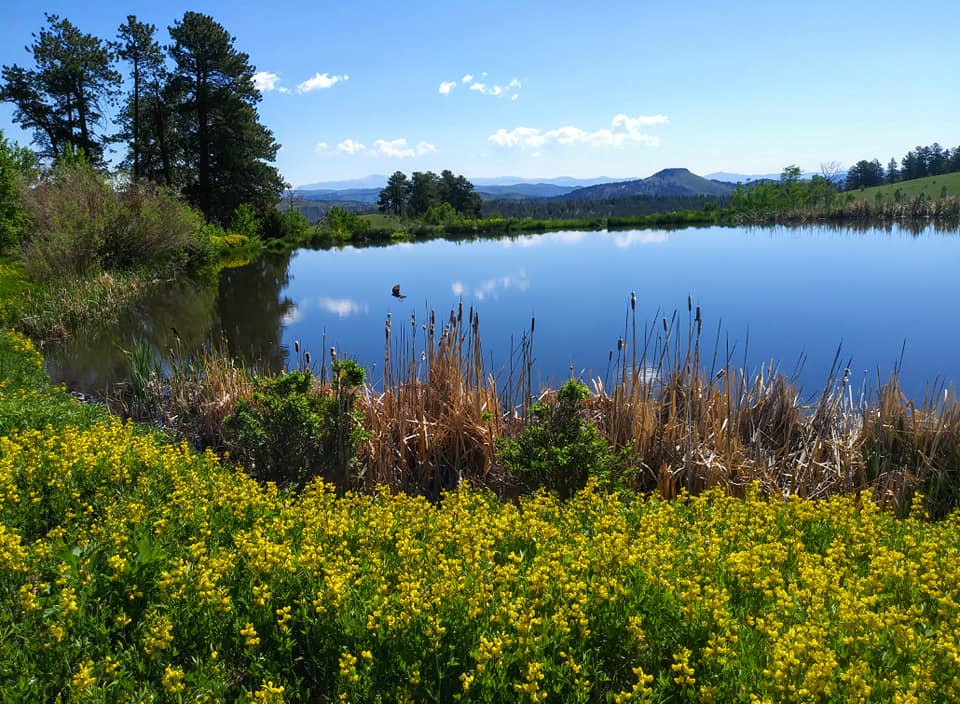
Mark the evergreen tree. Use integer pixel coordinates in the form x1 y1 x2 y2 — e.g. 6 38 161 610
0 14 120 163
114 16 165 182
378 171 410 216
407 171 441 217
168 12 283 222
886 158 899 184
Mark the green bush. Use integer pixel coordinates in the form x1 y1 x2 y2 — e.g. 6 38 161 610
322 206 370 241
19 156 204 280
224 360 366 490
498 380 618 499
0 131 36 253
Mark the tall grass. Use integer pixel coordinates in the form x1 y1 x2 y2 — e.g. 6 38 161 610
122 299 960 516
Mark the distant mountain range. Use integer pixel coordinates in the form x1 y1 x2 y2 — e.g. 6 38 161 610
293 174 620 191
292 168 760 206
292 183 580 204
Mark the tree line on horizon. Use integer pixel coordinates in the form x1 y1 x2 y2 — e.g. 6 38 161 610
0 12 283 225
377 170 482 219
845 142 960 190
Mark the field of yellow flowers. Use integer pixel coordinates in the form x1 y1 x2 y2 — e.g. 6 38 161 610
2 326 960 702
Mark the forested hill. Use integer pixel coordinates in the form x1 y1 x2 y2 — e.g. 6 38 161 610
564 168 737 200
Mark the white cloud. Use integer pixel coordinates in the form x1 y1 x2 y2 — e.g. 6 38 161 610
451 281 465 296
314 142 329 154
469 82 487 93
337 139 366 154
297 72 349 93
461 74 473 83
507 78 521 89
369 138 436 158
488 113 667 150
488 127 546 149
253 71 281 92
439 81 457 95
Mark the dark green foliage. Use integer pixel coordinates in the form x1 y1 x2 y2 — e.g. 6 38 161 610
113 16 165 183
378 169 481 218
0 14 120 164
377 171 410 216
260 208 314 241
225 361 366 490
845 159 884 190
498 380 617 499
168 12 283 222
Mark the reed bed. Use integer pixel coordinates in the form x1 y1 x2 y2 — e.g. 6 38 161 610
116 299 960 515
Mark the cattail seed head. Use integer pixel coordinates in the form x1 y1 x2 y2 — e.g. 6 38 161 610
294 340 300 354
304 351 311 365
630 291 636 311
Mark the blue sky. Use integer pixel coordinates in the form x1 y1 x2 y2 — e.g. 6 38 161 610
2 0 958 186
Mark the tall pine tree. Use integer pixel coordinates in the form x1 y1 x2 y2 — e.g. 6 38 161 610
1 14 119 163
168 12 282 223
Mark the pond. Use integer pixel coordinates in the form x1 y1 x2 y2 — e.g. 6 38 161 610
45 223 960 401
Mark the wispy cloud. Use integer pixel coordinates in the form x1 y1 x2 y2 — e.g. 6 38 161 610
489 113 668 150
336 139 365 154
370 138 436 158
314 142 329 154
297 72 349 93
443 72 521 99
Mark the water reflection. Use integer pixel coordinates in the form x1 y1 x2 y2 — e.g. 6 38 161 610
214 251 294 373
45 277 218 393
451 272 531 301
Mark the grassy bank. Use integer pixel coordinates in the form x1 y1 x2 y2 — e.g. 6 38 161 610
843 172 960 203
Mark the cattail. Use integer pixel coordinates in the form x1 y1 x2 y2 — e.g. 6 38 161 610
330 346 336 361
531 315 535 333
294 340 300 354
662 317 668 333
304 351 311 365
617 337 623 352
688 294 692 312
630 291 636 311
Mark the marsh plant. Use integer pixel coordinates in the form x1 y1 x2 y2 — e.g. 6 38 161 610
225 360 366 490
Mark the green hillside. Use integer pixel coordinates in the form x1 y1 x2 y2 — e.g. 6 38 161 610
845 172 960 201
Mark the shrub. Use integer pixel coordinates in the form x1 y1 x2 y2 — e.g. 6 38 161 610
225 360 366 490
19 157 204 280
0 131 35 253
498 380 618 498
322 206 370 241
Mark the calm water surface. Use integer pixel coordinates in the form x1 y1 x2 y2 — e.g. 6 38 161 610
46 224 960 400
